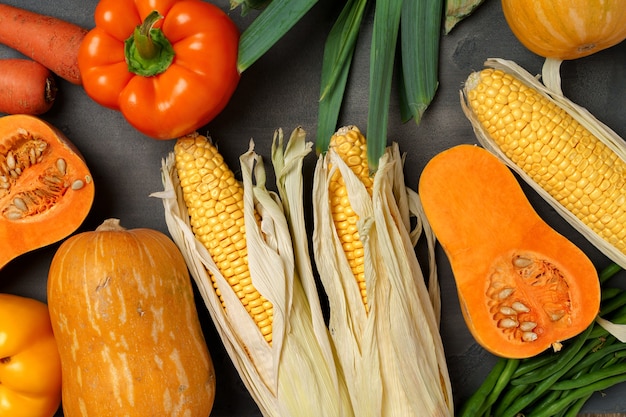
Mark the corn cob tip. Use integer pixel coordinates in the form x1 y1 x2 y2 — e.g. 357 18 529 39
327 126 374 313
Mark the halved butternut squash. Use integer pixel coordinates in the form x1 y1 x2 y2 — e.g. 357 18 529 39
418 144 600 358
0 114 94 269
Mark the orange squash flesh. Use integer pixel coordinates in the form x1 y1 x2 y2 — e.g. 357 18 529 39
0 114 94 269
47 218 215 417
418 145 600 359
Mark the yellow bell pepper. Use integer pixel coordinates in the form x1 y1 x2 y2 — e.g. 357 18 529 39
0 293 62 417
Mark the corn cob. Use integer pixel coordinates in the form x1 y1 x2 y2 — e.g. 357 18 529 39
462 65 626 260
173 133 273 344
328 126 374 313
314 125 454 416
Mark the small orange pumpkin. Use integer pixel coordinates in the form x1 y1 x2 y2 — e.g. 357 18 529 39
418 145 600 359
0 114 94 269
501 0 626 60
47 218 215 417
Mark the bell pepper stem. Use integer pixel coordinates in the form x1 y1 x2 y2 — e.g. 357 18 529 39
125 10 175 77
135 11 164 60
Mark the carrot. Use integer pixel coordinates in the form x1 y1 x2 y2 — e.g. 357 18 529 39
0 3 87 85
0 59 57 115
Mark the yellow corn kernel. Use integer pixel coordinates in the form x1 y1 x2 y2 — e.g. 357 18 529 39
467 68 626 255
174 133 273 344
329 126 374 313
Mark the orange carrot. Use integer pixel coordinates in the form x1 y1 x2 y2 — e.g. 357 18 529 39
0 4 87 85
0 59 57 115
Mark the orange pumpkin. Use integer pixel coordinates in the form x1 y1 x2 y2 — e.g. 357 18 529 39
0 114 94 269
418 145 600 359
47 218 215 417
501 0 626 60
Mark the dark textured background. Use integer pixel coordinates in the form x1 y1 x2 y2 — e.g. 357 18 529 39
0 0 625 415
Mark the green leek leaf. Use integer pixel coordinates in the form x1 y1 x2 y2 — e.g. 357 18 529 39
366 0 402 172
316 0 368 154
238 0 318 72
400 0 443 125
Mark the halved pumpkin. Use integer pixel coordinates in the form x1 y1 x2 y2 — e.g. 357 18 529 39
0 114 94 269
418 144 600 358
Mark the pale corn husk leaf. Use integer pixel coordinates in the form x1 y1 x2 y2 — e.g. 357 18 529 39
312 137 453 416
270 128 332 348
541 57 564 95
152 140 353 417
444 0 486 34
270 127 354 415
596 316 626 343
461 57 626 269
407 187 441 323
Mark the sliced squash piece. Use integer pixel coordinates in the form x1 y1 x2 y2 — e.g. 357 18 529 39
418 144 600 358
0 114 94 269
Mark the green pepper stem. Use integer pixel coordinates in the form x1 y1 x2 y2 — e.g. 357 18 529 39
124 10 175 77
134 11 163 60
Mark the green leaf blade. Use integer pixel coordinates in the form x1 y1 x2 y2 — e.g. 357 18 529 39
237 0 318 73
366 0 402 173
316 0 368 154
400 0 444 125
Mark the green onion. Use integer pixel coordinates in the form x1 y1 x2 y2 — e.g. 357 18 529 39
237 0 317 73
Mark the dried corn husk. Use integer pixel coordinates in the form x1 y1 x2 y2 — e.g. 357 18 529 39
444 0 486 34
460 57 626 269
152 134 353 417
230 0 271 15
311 128 453 416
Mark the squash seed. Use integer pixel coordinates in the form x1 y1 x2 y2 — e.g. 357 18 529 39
12 197 27 212
512 301 530 312
487 253 572 346
499 318 519 329
71 179 85 190
499 306 517 315
56 158 67 175
520 321 537 331
498 288 515 299
522 332 538 342
513 256 533 268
